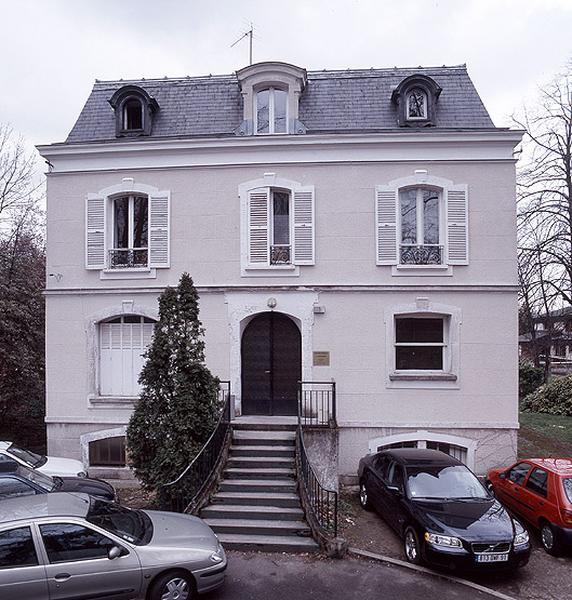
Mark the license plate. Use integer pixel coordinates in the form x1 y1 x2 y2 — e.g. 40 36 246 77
476 553 509 563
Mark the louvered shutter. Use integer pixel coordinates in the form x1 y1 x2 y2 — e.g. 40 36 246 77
248 188 270 265
375 186 398 265
292 186 315 265
446 185 469 265
149 191 170 268
86 195 106 269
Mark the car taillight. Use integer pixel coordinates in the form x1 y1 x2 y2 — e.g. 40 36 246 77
561 508 572 526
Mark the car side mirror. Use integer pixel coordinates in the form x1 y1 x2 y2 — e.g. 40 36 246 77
387 485 403 496
108 546 124 560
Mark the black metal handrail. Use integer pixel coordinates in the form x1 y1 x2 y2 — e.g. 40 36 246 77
296 423 338 538
158 381 231 513
298 381 336 428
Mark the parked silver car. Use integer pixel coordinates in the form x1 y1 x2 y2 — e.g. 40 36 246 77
0 492 226 600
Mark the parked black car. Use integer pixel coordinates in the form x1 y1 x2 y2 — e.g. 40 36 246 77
358 448 530 571
0 460 116 502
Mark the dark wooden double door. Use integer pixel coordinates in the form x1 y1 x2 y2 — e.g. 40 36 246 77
241 312 301 415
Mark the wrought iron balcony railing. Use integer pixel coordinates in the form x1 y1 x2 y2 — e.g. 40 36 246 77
108 248 149 269
400 244 443 265
270 244 291 265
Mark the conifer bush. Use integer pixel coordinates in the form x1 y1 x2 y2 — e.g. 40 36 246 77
521 374 572 417
127 273 220 490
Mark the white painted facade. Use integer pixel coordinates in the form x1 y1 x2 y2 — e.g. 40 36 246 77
39 69 522 480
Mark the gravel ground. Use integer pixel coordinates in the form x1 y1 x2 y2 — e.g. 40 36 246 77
339 490 572 600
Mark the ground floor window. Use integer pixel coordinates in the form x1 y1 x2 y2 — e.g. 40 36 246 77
377 438 468 464
395 316 446 370
99 315 155 396
89 436 126 467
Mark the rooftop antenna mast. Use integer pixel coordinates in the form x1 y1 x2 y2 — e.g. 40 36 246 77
231 24 254 65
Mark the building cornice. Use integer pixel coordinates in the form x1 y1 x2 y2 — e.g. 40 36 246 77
37 130 524 174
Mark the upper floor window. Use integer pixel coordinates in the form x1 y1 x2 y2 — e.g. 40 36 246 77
399 188 442 265
122 98 143 131
256 88 288 134
240 175 315 274
108 85 159 137
86 182 170 272
406 88 428 120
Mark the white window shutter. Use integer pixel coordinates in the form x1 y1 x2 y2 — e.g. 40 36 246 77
248 188 270 265
446 185 469 265
375 186 398 265
149 191 170 268
86 195 106 269
292 186 315 265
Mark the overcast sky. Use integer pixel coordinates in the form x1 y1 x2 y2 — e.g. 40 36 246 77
1 0 571 149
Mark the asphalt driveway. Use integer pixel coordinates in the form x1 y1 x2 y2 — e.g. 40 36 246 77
339 491 572 600
206 551 493 600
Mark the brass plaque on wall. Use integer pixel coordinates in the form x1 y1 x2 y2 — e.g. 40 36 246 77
313 351 330 366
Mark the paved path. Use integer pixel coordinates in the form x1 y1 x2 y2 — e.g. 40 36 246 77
206 551 492 600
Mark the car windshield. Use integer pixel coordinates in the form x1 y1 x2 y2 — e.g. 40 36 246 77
16 465 56 492
563 478 572 504
406 464 489 500
87 498 153 546
7 444 47 468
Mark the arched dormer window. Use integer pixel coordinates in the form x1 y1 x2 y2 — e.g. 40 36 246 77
391 74 442 127
256 87 288 134
108 85 159 137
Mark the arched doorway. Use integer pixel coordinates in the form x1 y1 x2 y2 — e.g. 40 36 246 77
241 312 301 416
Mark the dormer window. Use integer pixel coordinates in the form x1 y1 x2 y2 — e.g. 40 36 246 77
392 75 442 127
256 88 288 134
122 98 143 131
407 88 428 120
235 62 307 136
109 85 159 137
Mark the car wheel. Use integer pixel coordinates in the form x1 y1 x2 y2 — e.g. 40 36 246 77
359 481 372 511
404 526 423 565
149 571 194 600
540 521 562 556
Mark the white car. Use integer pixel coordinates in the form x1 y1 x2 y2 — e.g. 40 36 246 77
0 441 87 478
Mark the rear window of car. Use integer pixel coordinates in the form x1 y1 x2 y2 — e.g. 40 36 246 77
563 478 572 504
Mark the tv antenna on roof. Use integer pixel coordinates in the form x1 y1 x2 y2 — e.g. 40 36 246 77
231 24 254 65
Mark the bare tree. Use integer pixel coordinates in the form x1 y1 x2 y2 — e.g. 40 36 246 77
515 64 572 368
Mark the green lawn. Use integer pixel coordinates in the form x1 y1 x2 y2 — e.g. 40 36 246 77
518 411 572 458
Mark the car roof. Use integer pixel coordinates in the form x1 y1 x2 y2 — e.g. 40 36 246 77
525 458 572 476
378 448 462 467
0 492 91 524
0 442 12 451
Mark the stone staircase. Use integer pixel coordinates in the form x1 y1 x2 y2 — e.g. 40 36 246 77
201 425 319 553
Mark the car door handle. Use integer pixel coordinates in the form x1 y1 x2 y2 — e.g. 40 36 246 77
54 573 71 582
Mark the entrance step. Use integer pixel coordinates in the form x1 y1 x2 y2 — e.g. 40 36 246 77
233 430 296 446
204 518 310 536
230 445 295 457
219 479 297 493
224 467 296 480
212 491 301 508
228 456 294 469
201 504 305 521
215 533 319 553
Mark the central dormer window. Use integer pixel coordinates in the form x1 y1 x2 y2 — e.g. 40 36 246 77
110 195 148 268
407 88 428 120
256 88 288 134
122 98 143 131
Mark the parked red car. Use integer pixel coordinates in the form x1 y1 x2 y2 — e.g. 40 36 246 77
487 458 572 555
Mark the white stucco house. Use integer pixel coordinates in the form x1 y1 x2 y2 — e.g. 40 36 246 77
38 61 522 481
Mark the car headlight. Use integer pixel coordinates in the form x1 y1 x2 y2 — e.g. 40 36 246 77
513 521 529 547
424 532 462 548
209 541 225 563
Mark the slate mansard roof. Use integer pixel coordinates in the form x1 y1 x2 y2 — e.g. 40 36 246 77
66 64 495 144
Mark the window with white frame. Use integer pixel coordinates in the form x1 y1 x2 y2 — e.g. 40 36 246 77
85 183 170 272
122 98 143 131
256 88 288 134
99 315 155 397
394 315 447 371
399 187 441 265
406 88 428 120
242 178 315 271
110 195 149 269
375 177 468 269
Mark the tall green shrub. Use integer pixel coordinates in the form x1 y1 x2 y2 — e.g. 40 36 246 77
127 273 220 490
519 361 544 400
